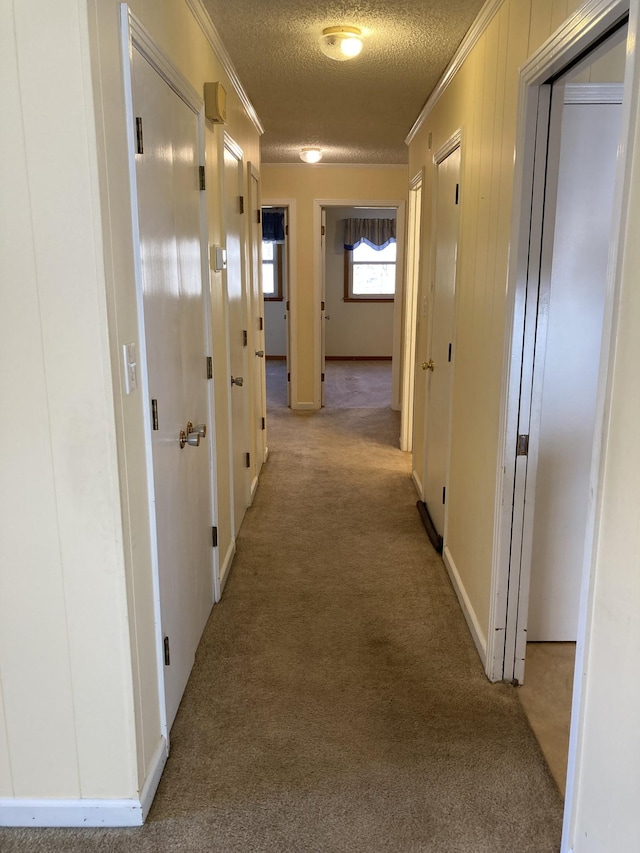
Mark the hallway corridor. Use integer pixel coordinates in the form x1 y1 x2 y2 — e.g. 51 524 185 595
1 408 563 852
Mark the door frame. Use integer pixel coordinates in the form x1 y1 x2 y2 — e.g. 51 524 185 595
121 6 218 742
486 3 637 849
262 198 297 413
247 162 266 485
400 169 424 452
312 198 406 412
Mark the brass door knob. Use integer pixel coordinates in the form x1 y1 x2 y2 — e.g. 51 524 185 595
422 360 435 371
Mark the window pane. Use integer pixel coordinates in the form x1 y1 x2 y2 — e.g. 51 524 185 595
262 263 275 295
353 241 396 263
262 241 274 260
352 263 395 296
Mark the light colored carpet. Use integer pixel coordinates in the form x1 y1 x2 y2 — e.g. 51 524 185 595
266 360 393 409
0 407 563 852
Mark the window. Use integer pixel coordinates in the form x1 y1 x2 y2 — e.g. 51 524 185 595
344 240 396 301
262 241 283 301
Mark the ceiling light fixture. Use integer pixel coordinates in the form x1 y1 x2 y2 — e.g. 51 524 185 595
319 26 363 61
300 147 323 164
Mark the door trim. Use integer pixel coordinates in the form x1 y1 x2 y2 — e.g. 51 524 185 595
399 169 424 452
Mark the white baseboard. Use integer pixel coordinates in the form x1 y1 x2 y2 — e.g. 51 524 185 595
0 737 168 827
219 539 235 595
140 736 168 821
264 446 269 462
291 402 317 411
443 545 487 667
411 469 423 499
249 475 259 503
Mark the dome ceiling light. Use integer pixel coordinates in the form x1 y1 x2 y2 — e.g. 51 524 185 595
300 147 323 163
319 26 363 61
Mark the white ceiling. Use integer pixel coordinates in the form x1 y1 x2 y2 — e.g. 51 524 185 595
203 0 486 164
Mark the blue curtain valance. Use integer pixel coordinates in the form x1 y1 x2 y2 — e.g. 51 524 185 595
262 210 285 242
344 217 396 251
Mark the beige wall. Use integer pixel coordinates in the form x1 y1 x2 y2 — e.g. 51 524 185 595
0 0 260 806
260 165 407 407
408 0 585 642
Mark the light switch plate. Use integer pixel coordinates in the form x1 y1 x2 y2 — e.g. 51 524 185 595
123 342 137 394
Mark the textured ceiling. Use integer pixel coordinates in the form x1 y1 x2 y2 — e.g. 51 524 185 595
203 1 486 164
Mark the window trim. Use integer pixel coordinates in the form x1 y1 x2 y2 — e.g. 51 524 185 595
343 243 396 303
262 242 284 302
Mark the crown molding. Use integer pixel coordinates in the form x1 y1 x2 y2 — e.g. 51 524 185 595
405 0 504 146
185 0 264 135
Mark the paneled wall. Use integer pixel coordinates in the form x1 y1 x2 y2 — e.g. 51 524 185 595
0 0 261 812
408 0 585 644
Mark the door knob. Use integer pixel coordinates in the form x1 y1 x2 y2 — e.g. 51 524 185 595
422 360 435 371
189 422 207 438
179 429 200 448
231 375 244 387
325 314 331 320
255 350 264 358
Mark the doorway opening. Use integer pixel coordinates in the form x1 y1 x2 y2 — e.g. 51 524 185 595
262 202 292 410
316 201 406 413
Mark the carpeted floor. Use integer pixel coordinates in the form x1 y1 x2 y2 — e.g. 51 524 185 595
266 360 393 409
0 406 563 852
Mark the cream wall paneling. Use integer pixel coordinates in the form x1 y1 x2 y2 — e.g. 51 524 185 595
312 199 406 414
484 5 635 852
400 169 424 452
263 199 297 408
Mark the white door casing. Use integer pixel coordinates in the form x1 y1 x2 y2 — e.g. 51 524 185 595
321 207 327 408
400 170 424 452
224 138 251 536
132 48 214 730
421 143 461 545
527 93 623 642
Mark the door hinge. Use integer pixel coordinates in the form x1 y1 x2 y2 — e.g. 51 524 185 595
242 330 248 347
239 195 245 214
163 636 170 666
212 526 218 547
286 300 290 310
287 372 291 382
442 486 446 504
135 117 144 154
261 416 266 430
321 224 325 236
257 209 261 224
285 224 289 235
259 316 264 331
321 372 325 382
517 434 530 457
206 356 213 379
245 452 251 468
321 301 325 311
199 165 206 191
151 398 159 430
448 343 452 363
455 183 460 205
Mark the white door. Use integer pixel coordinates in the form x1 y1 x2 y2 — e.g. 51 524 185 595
421 147 461 547
527 96 622 640
132 50 214 729
224 141 250 535
248 169 266 473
